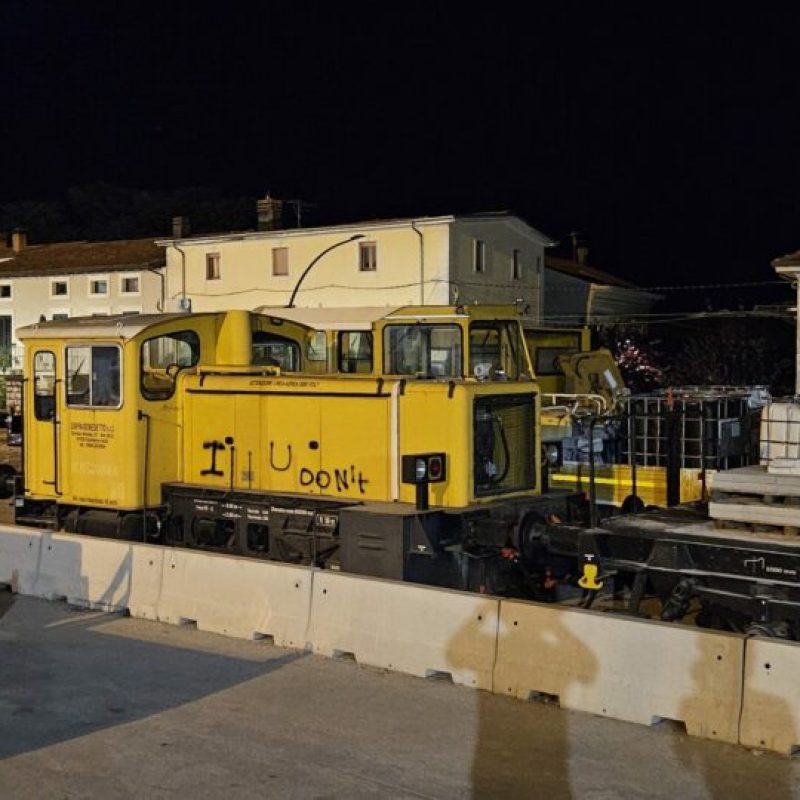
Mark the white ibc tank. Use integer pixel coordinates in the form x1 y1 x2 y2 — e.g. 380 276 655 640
760 401 800 474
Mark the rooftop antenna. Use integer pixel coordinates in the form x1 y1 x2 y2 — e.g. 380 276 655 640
287 199 317 228
569 230 582 262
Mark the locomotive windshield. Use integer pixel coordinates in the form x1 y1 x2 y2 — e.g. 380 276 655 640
469 321 528 380
251 332 300 370
383 324 462 377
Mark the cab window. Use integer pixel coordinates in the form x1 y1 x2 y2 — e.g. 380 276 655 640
383 325 461 377
469 321 527 380
252 332 300 370
528 332 582 376
338 331 372 373
33 351 56 420
535 346 580 376
67 345 121 407
305 330 328 372
141 330 200 400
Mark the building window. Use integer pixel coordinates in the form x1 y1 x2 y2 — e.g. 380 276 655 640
51 279 69 298
0 316 11 349
272 247 289 276
473 240 486 273
52 313 69 321
120 274 140 294
0 283 11 299
359 241 377 272
206 253 221 280
512 249 521 280
89 277 109 296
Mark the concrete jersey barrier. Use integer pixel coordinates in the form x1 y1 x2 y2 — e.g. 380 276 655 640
31 532 165 619
306 569 500 690
156 547 312 647
493 598 745 745
0 526 43 595
740 637 800 755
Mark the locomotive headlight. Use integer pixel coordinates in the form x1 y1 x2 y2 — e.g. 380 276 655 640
402 453 447 485
427 455 444 481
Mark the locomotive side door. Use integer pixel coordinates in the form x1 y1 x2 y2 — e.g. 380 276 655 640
26 348 62 498
260 394 322 495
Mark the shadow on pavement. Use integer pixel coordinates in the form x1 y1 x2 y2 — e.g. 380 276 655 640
447 600 598 799
0 597 303 761
677 633 797 800
0 587 14 621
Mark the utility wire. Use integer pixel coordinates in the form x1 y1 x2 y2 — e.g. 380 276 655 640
172 276 791 299
542 309 794 325
640 279 786 291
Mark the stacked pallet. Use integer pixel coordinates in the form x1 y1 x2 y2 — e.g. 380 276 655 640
709 465 800 534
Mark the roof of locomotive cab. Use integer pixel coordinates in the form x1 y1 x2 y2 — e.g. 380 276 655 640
17 310 319 342
16 312 206 341
254 304 526 330
520 321 586 334
254 306 403 330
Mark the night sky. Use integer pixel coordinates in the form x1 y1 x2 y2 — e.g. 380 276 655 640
4 3 800 308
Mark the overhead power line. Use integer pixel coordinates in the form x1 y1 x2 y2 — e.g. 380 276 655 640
639 279 786 291
173 276 792 300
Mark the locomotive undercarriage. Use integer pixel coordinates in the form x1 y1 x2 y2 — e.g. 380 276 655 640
543 510 800 639
15 482 583 598
158 482 586 597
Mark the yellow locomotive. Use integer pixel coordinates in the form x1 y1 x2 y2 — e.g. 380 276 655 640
11 305 800 635
13 305 582 594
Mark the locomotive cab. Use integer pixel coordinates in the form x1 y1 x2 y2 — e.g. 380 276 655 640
257 304 534 381
15 310 313 535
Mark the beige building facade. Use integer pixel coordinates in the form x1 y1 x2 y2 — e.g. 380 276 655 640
157 213 554 320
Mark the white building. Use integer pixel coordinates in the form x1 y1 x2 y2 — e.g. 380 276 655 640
156 208 555 320
0 231 165 363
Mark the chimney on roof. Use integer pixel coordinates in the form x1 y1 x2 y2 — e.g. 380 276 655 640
257 195 284 231
172 215 191 239
11 229 27 253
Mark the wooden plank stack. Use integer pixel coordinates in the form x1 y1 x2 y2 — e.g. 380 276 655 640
709 465 800 535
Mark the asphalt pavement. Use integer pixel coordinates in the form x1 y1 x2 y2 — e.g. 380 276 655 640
0 591 797 799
